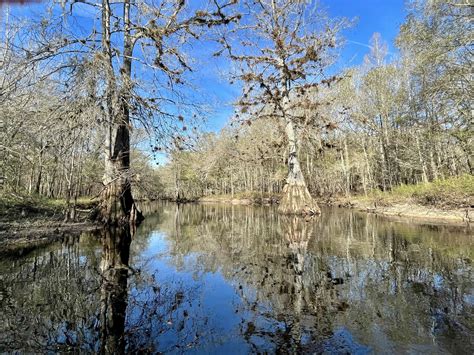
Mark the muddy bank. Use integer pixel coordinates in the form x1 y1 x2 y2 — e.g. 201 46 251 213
0 196 100 251
0 220 100 252
330 198 472 225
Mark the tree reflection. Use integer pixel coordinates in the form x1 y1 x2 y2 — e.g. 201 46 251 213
146 205 351 351
141 203 473 353
98 227 132 355
0 203 472 353
0 233 102 352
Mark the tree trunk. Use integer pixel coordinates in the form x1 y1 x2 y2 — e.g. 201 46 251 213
99 113 143 229
278 118 320 215
415 134 428 183
98 0 143 226
35 143 45 195
64 148 76 222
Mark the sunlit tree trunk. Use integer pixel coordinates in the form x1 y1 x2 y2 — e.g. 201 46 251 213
278 118 320 215
415 134 428 183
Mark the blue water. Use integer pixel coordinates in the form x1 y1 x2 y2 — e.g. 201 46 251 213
0 202 472 353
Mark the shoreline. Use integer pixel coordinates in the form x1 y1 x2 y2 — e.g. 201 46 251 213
0 220 100 253
198 195 278 206
1 194 471 251
337 199 471 226
0 195 101 251
197 195 472 226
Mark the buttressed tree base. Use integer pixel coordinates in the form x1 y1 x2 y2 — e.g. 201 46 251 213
278 183 321 216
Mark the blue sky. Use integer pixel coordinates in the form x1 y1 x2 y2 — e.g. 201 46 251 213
328 0 405 65
3 0 407 134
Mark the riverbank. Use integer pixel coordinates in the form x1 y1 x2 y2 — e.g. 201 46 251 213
199 195 471 225
333 199 471 225
1 175 472 250
334 175 473 224
197 176 473 225
199 192 279 206
0 194 99 251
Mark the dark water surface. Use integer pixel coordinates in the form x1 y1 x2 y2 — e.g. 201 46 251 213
0 202 473 353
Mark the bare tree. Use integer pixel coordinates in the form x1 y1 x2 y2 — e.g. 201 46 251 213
223 0 346 215
13 0 239 225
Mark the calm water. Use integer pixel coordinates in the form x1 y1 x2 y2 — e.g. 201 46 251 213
0 202 473 354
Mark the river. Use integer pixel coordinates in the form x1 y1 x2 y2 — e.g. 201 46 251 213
0 202 472 353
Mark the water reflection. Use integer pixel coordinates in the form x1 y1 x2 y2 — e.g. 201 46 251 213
136 203 473 353
0 202 472 353
99 227 131 355
0 233 102 352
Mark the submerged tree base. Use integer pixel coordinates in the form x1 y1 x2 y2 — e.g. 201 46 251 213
278 184 321 216
98 182 144 226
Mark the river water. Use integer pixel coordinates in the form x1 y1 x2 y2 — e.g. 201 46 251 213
0 202 472 353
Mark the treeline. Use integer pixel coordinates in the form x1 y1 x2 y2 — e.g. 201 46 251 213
0 66 159 202
0 59 159 203
157 1 472 201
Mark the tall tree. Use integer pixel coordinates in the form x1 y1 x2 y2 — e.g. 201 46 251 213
14 0 239 225
223 0 345 215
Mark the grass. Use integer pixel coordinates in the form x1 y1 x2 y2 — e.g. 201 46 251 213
364 174 474 209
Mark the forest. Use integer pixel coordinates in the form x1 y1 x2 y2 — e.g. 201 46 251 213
1 1 473 353
0 0 472 223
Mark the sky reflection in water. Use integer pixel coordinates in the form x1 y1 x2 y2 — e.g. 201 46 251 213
0 202 472 353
